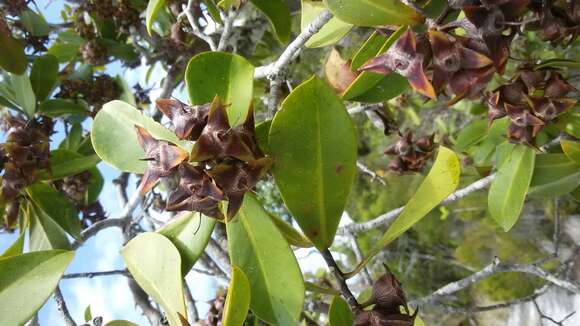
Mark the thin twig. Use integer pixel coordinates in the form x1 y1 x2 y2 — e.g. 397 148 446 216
321 249 360 310
182 0 217 51
266 11 333 116
183 279 200 322
54 287 77 326
357 161 386 186
62 270 130 279
217 8 237 52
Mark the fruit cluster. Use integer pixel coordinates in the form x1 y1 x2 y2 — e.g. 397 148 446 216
385 132 436 173
57 75 120 111
135 97 271 219
0 115 52 228
486 67 577 145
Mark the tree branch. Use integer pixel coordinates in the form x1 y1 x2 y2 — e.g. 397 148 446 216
62 269 130 279
321 249 360 310
265 10 333 115
53 287 76 326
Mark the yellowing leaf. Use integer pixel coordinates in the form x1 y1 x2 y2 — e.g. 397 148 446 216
222 265 251 326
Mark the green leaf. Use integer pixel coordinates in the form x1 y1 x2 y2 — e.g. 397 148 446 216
255 120 272 154
115 75 137 107
0 230 25 258
223 265 251 326
48 43 79 63
122 232 187 326
270 76 357 250
203 0 223 25
227 195 305 325
84 305 92 322
250 0 292 43
342 26 406 101
324 0 423 26
30 55 59 101
11 73 36 118
267 213 313 248
454 120 487 152
555 112 580 138
0 250 75 326
561 139 580 164
328 296 353 326
158 212 216 274
536 58 580 70
38 149 100 180
0 30 27 74
20 10 51 36
39 99 90 118
301 0 352 48
91 100 190 173
185 52 254 126
26 182 81 239
488 143 535 231
146 0 167 35
376 146 460 248
350 32 388 70
28 202 71 251
347 74 408 103
529 153 580 197
59 123 83 151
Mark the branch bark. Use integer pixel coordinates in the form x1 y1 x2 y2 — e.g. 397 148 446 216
53 287 76 326
321 249 360 310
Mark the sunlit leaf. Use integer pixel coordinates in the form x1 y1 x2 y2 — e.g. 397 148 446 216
454 120 487 152
158 213 216 274
185 52 254 126
488 143 535 231
561 139 580 164
270 76 357 250
324 0 423 27
227 194 305 325
222 265 251 326
146 0 166 35
28 202 71 251
11 73 36 118
0 230 25 258
122 232 187 326
0 250 74 326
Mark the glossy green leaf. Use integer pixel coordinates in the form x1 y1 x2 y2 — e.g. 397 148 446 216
454 120 487 152
0 230 25 258
347 74 409 103
122 232 187 326
0 30 27 75
255 120 272 154
26 182 81 239
59 124 83 151
555 112 580 138
329 296 353 326
350 32 388 70
270 76 357 250
48 43 79 63
227 195 305 325
38 150 100 180
146 0 166 35
488 143 535 231
268 213 314 248
250 0 291 43
30 55 59 101
185 52 254 126
28 202 71 251
342 26 406 101
561 139 580 164
529 153 580 197
20 10 51 36
301 0 352 48
91 100 189 173
0 250 74 326
11 73 36 118
222 265 251 326
324 0 423 27
536 58 580 70
376 146 460 247
158 212 216 274
39 99 90 118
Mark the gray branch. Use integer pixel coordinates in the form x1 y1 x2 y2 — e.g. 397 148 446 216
62 270 130 279
53 287 77 326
